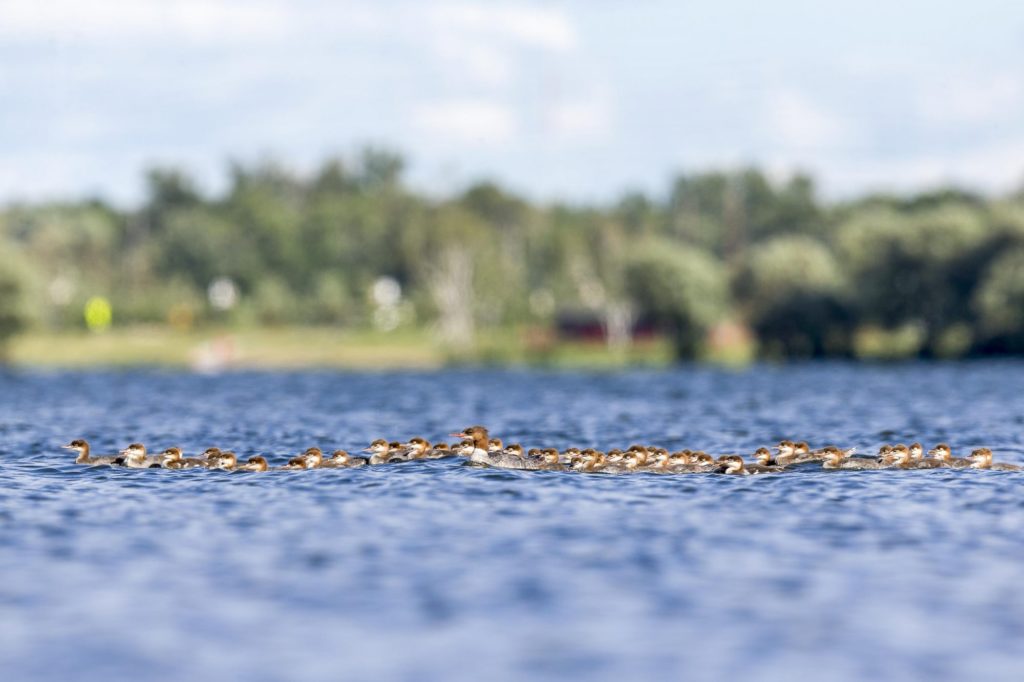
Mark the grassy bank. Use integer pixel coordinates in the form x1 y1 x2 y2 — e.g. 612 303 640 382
6 327 686 370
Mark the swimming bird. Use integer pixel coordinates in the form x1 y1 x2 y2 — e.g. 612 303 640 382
284 447 323 469
364 439 395 465
822 447 890 470
63 439 119 466
160 447 209 469
236 456 269 472
209 451 238 470
753 447 780 467
400 437 433 460
968 448 1021 471
320 450 368 468
422 442 453 459
716 455 751 475
450 426 493 465
928 443 971 468
119 443 160 468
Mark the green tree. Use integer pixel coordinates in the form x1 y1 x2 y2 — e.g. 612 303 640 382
735 236 852 358
624 241 728 359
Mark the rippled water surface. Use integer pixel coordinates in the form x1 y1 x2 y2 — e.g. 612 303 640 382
2 363 1023 681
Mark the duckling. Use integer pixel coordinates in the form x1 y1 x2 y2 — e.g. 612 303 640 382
208 450 238 466
716 455 750 475
744 456 785 474
159 447 209 469
119 443 160 468
606 449 625 465
754 447 779 467
968 448 1021 471
488 438 504 453
235 456 269 472
625 445 651 469
364 439 395 465
561 447 583 463
526 448 564 471
928 443 971 468
401 437 432 460
209 451 238 470
320 450 368 468
774 440 799 466
690 452 718 472
821 446 889 470
284 447 323 470
423 442 453 459
63 439 119 466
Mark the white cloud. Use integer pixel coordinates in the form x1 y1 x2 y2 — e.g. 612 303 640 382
0 0 297 43
425 2 577 52
764 89 856 151
544 95 613 142
918 74 1024 127
413 99 517 145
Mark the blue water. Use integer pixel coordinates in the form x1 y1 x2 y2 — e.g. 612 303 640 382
1 363 1023 681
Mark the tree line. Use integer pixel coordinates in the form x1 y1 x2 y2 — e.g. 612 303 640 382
1 148 1024 360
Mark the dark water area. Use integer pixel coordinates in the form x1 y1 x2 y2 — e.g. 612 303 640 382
1 363 1023 681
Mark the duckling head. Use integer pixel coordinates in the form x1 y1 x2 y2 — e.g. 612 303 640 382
775 440 795 456
63 439 90 462
969 447 993 468
364 439 390 454
329 449 350 464
302 447 323 467
120 442 147 463
503 443 524 457
161 447 183 461
822 446 846 467
246 456 269 471
754 447 772 465
909 442 924 461
717 455 745 474
928 443 951 461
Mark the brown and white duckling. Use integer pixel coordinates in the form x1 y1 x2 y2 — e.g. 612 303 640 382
754 447 780 467
364 439 395 465
488 438 504 453
928 443 971 468
887 444 938 470
773 440 800 466
160 447 209 469
284 447 323 470
119 443 160 468
209 451 239 470
63 439 120 466
400 437 432 460
236 456 269 472
423 442 453 459
525 448 563 471
716 455 750 475
968 448 1021 471
320 450 368 468
822 446 889 470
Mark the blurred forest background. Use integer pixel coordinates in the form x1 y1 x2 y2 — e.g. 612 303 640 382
2 148 1024 366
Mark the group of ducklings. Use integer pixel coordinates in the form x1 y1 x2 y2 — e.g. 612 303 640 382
63 425 1020 475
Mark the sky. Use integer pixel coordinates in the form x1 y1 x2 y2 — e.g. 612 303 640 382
2 0 1024 205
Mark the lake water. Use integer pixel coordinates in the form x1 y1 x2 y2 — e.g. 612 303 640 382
1 363 1023 681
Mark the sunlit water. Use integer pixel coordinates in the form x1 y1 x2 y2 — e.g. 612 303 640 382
1 363 1023 681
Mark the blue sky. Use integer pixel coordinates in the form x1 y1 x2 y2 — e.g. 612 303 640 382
2 0 1023 205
